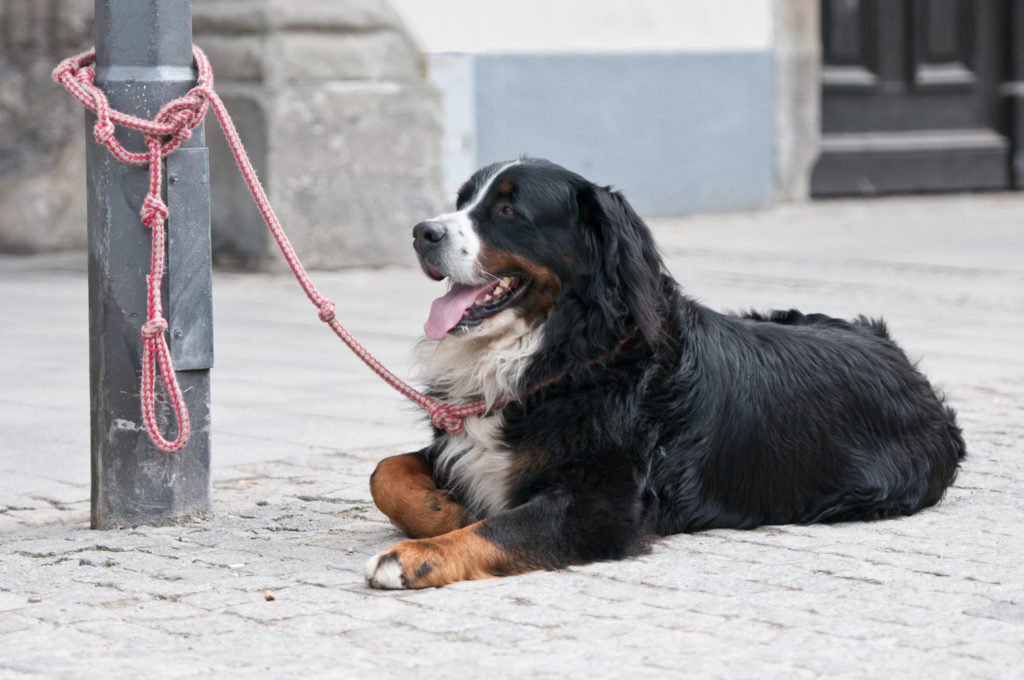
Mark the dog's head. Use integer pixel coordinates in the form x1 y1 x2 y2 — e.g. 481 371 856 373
414 158 672 363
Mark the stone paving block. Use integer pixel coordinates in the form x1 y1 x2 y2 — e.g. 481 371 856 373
487 598 588 628
391 606 495 635
331 592 429 624
0 614 35 635
27 602 129 626
0 591 33 613
223 598 315 624
459 621 553 646
342 623 454 654
156 613 253 638
276 612 366 637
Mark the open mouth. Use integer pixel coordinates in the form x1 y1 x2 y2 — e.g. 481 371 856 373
424 274 530 340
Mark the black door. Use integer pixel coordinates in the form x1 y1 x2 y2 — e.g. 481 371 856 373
812 0 1013 196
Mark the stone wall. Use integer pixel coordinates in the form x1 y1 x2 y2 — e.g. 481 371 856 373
193 0 442 268
0 0 442 269
0 0 92 253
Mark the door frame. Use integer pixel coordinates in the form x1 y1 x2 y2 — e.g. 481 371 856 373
1009 0 1024 188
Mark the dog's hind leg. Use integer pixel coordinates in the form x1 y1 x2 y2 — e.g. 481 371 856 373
370 452 469 539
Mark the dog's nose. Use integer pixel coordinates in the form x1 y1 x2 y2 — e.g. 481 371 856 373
413 220 447 254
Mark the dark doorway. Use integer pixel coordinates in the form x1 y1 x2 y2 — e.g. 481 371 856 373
812 0 1020 196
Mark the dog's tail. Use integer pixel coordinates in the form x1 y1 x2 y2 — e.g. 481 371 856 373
945 405 968 461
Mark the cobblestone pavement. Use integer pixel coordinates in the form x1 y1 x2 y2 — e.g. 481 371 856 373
1 194 1022 677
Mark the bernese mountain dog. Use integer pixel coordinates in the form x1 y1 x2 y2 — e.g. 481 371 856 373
364 158 966 589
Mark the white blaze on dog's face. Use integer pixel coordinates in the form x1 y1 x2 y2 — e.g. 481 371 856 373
414 162 510 288
412 160 571 343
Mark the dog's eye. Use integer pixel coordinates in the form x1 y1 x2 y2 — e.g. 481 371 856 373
499 204 515 218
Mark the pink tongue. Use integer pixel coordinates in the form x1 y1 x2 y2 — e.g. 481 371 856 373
424 283 491 340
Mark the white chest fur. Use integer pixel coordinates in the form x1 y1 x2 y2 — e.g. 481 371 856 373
434 412 513 518
415 312 545 518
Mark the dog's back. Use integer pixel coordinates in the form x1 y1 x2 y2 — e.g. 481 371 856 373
650 305 966 535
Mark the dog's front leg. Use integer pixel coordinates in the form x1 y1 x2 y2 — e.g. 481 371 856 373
369 452 469 539
364 486 648 589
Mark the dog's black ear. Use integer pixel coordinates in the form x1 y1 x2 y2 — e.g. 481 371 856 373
578 183 669 349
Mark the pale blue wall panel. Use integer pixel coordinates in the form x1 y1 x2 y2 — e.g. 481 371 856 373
473 52 774 216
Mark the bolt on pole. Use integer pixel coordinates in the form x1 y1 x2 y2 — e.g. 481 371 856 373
87 0 213 529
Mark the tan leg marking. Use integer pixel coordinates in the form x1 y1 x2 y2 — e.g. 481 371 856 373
365 521 518 589
369 453 469 539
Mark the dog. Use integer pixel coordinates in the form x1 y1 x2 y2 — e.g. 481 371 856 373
364 158 966 589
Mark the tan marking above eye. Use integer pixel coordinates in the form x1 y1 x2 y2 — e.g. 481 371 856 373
496 180 515 195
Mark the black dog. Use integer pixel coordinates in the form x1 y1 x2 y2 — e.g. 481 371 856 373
365 158 966 589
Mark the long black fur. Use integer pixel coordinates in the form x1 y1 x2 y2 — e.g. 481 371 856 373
424 159 966 571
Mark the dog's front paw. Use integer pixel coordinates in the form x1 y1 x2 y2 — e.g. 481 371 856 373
364 541 442 590
364 551 408 589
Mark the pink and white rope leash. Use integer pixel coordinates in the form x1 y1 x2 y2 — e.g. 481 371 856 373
53 45 488 453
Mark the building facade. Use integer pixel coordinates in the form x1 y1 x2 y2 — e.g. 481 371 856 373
2 1 1021 262
393 0 1024 213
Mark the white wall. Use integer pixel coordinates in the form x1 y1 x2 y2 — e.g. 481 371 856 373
389 0 773 54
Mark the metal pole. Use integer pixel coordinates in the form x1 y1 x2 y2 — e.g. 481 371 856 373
87 0 213 529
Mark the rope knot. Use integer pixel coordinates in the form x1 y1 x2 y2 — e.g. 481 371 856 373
188 86 211 107
172 124 192 144
156 97 206 147
141 317 168 340
141 194 169 228
427 402 465 434
318 300 336 323
93 118 115 146
166 109 195 141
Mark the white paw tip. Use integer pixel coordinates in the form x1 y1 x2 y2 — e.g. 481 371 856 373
364 552 406 589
